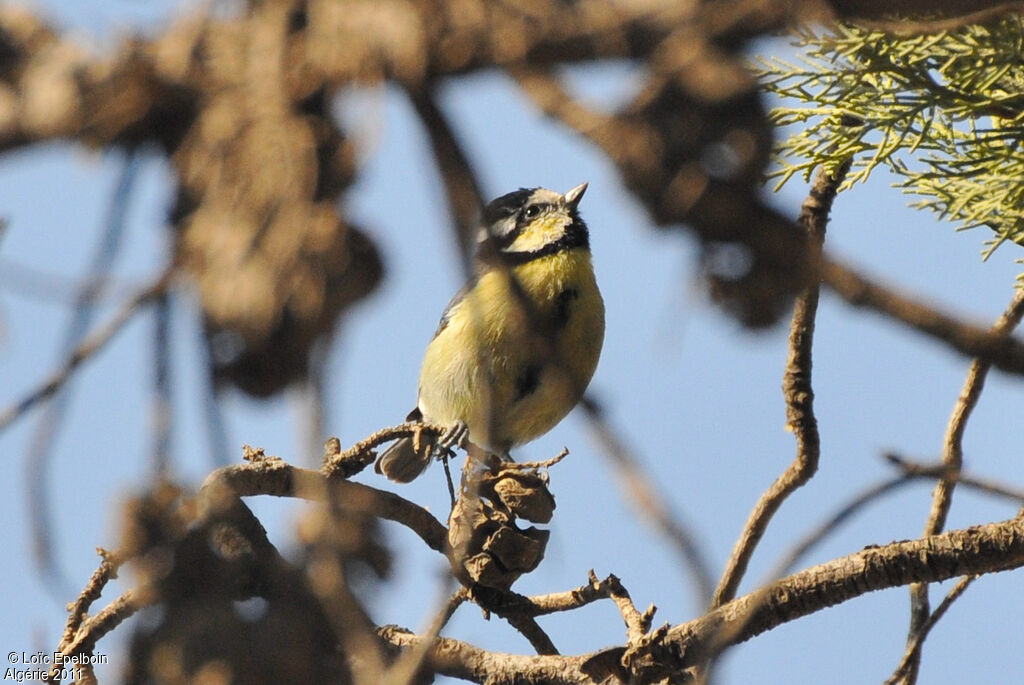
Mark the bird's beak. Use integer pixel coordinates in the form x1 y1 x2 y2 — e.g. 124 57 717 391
562 182 588 209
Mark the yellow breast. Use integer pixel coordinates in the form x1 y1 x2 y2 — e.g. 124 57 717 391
417 248 604 453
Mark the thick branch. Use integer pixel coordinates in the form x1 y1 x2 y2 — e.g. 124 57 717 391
666 516 1024 669
379 516 1024 683
821 256 1024 377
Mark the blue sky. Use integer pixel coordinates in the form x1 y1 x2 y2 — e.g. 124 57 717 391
2 2 1024 683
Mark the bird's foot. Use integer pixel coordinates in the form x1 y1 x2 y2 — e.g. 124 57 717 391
432 421 469 460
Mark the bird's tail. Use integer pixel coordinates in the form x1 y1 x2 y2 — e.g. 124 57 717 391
375 437 432 482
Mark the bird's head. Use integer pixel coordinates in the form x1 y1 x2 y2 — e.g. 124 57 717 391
478 182 589 259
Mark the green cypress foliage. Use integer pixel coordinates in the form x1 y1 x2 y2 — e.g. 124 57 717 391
760 17 1024 257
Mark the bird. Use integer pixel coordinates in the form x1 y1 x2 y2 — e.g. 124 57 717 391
376 182 605 482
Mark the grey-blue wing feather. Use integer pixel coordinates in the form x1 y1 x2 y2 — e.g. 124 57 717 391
432 280 473 338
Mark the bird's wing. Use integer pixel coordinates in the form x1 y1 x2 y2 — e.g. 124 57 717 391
432 279 474 338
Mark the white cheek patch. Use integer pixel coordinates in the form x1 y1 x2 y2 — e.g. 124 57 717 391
505 215 566 253
481 216 519 248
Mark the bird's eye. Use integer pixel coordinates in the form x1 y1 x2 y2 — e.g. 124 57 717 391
523 205 540 219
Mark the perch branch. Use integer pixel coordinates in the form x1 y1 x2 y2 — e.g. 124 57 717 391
322 422 452 479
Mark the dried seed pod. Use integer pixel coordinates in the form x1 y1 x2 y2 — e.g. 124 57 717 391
486 470 556 524
447 460 558 588
482 525 549 574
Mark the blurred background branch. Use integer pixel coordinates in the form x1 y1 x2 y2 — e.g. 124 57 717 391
3 0 1024 683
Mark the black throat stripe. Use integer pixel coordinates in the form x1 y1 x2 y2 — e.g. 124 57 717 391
499 218 590 265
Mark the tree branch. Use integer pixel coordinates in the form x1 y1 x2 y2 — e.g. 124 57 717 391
900 286 1024 683
711 160 850 609
406 85 485 269
375 515 1024 683
579 396 714 607
888 574 978 685
820 256 1024 376
767 453 1024 583
204 450 450 555
668 516 1024 670
0 269 173 432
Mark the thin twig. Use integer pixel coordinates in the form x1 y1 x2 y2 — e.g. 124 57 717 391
579 395 715 607
923 463 1024 502
900 286 1024 683
386 586 469 685
22 153 142 595
887 575 978 685
0 259 144 304
525 570 629 616
49 586 146 683
468 570 656 643
768 474 919 583
485 569 653 646
201 360 231 467
503 613 560 655
931 288 1024 528
767 454 1024 582
60 591 140 656
151 291 172 477
59 548 122 647
711 161 849 610
0 269 172 432
503 448 569 471
604 572 654 644
296 336 331 466
442 455 456 508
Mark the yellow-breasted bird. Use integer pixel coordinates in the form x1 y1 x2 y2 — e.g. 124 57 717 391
376 183 605 482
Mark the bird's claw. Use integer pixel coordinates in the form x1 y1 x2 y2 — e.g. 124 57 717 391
432 421 469 460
